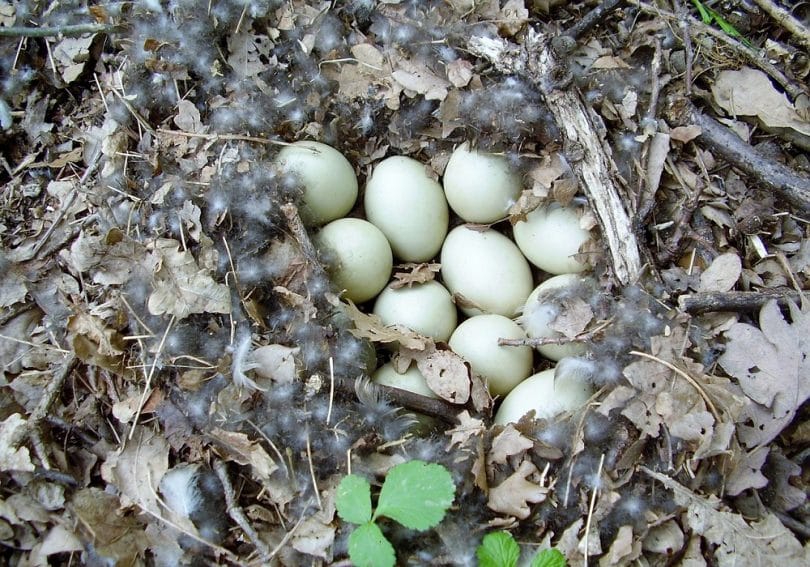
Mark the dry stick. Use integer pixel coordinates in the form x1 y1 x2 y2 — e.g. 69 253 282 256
630 0 806 101
281 203 464 424
213 460 271 558
498 317 614 348
665 98 810 213
564 0 625 41
671 0 694 95
679 289 802 314
468 30 642 286
0 23 114 37
752 0 810 52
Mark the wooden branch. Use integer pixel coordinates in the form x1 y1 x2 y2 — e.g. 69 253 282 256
678 289 802 314
468 30 643 285
563 0 625 41
752 0 810 52
0 23 114 37
665 98 810 213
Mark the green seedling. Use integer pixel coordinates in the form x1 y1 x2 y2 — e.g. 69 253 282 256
476 531 568 567
691 0 752 47
336 460 455 567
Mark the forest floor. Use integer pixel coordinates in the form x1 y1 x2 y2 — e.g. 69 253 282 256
1 1 810 565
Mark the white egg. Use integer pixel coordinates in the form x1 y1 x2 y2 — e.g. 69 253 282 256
493 366 593 425
373 280 457 342
275 141 358 225
315 218 392 303
519 274 592 361
442 142 522 223
513 203 593 274
372 362 437 399
440 226 533 317
448 314 533 397
364 156 449 262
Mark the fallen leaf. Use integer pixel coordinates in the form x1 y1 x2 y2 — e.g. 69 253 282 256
0 414 35 473
724 445 769 496
252 344 300 383
416 348 470 404
209 428 278 482
390 263 440 289
392 59 450 101
487 459 547 519
698 253 741 293
713 67 810 144
642 520 684 555
488 424 533 465
147 238 231 319
445 410 485 451
100 428 169 515
338 299 429 350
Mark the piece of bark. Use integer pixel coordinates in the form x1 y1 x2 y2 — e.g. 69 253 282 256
468 30 642 286
665 98 810 213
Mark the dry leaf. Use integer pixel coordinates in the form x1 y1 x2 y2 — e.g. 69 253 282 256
209 428 278 482
642 520 684 555
390 263 440 289
339 299 429 350
100 428 169 515
52 35 94 83
147 238 231 319
0 414 35 473
252 344 300 383
698 253 741 293
724 445 769 496
392 59 450 101
713 67 810 144
445 410 485 451
719 300 810 446
670 125 702 143
487 459 548 518
488 424 533 465
416 348 470 404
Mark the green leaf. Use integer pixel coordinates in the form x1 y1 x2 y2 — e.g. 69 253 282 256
347 522 396 567
691 0 712 23
530 548 568 567
476 531 520 567
373 460 455 530
336 474 372 525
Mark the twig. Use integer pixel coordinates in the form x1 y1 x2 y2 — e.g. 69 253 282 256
678 289 802 314
156 128 291 147
563 0 625 41
583 453 605 567
0 23 114 38
752 0 810 52
498 318 614 347
671 0 694 95
665 97 810 213
213 460 270 557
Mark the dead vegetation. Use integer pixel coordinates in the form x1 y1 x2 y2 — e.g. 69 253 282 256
1 0 809 565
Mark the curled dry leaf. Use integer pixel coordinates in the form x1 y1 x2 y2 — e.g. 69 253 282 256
390 262 441 289
339 299 430 351
487 424 533 466
209 428 278 483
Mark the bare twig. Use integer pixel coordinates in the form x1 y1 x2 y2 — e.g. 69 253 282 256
671 0 694 95
213 460 270 557
563 0 625 41
0 23 114 38
498 318 614 348
678 289 802 314
752 0 810 52
665 97 810 213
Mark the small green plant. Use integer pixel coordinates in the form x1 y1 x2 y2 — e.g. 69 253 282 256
691 0 752 47
335 460 455 567
476 531 568 567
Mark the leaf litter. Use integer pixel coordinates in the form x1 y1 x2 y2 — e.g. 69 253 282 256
0 0 809 565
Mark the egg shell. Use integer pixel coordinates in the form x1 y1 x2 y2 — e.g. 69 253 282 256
440 226 533 317
372 362 438 399
364 156 449 262
442 142 522 223
448 314 533 397
520 274 591 361
493 367 593 425
315 218 392 303
373 280 457 342
513 203 592 274
275 141 358 225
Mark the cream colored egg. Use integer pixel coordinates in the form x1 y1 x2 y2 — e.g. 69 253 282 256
513 203 592 274
494 367 593 425
448 314 532 397
372 362 437 399
440 226 533 317
364 156 449 262
519 274 592 361
315 218 392 303
275 141 358 225
373 280 457 342
442 142 522 223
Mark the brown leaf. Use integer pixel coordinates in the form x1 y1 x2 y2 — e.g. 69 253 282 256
487 459 548 518
390 263 440 289
416 348 470 404
488 424 533 465
0 414 35 473
698 253 741 293
209 428 278 482
445 410 485 451
339 299 430 350
392 59 450 101
725 445 769 496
